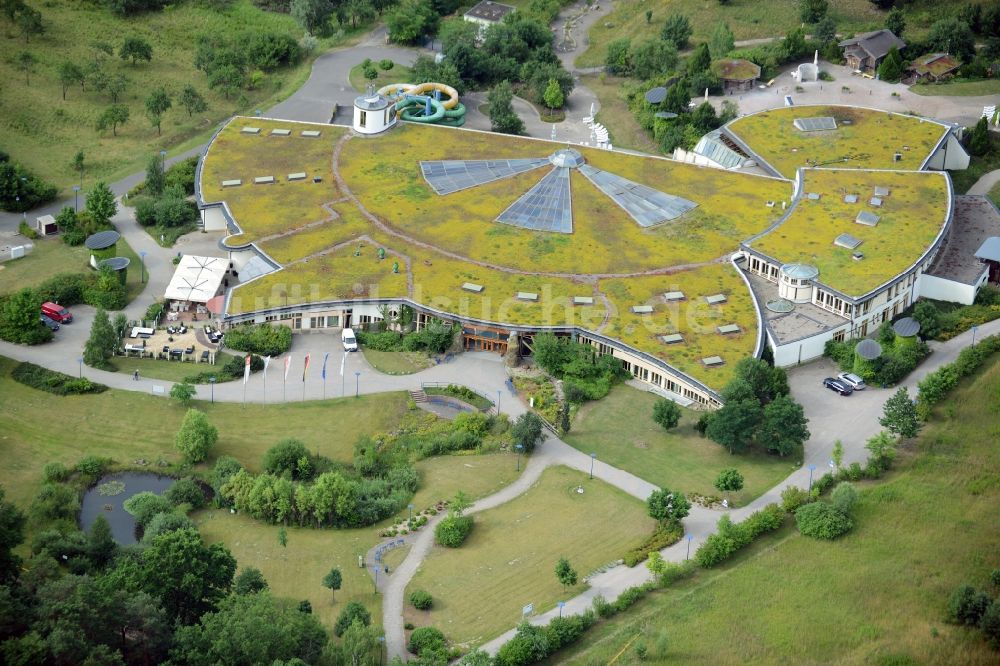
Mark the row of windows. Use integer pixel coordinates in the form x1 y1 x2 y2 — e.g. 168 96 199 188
579 336 709 405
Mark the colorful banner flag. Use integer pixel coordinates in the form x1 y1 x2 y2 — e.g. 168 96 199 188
321 352 329 380
243 354 251 385
263 355 271 379
302 353 311 382
283 355 291 381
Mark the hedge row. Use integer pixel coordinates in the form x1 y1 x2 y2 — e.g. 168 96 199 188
916 334 1000 419
694 503 785 568
222 323 292 357
11 362 108 395
623 520 683 567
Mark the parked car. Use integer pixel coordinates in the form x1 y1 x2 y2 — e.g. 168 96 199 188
342 327 358 352
823 377 854 396
41 301 73 323
40 315 59 331
837 372 866 390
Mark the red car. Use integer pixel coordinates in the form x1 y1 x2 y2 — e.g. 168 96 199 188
41 302 73 323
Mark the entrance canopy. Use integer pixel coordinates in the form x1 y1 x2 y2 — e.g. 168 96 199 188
164 255 228 304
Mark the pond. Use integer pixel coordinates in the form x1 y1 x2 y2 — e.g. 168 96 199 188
79 472 175 545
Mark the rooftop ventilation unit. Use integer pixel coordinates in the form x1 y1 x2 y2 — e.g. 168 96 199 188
852 252 865 261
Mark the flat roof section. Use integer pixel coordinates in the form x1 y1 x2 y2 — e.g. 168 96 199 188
744 270 849 345
927 196 1000 285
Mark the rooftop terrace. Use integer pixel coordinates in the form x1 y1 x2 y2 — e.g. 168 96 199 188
724 105 949 180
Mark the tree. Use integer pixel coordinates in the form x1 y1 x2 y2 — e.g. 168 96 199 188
912 301 942 339
713 468 744 501
291 0 333 34
687 42 711 74
175 409 218 463
72 150 86 185
338 618 383 666
119 36 153 65
948 584 992 626
0 486 26 584
106 73 129 103
885 7 905 39
17 5 43 42
264 439 314 479
322 567 342 602
363 62 379 81
487 80 524 135
86 514 117 569
652 398 681 431
278 527 287 547
234 567 269 595
16 50 35 86
661 13 692 49
759 395 810 457
800 0 827 23
143 512 196 542
814 15 837 43
58 61 85 99
385 0 438 44
124 491 173 528
558 401 571 434
170 382 197 407
663 78 690 114
333 600 371 637
830 482 858 515
145 153 166 197
145 87 172 135
705 400 762 454
709 22 735 59
630 38 678 80
96 104 130 136
605 38 631 75
86 181 118 227
1 287 46 344
980 601 1000 647
84 308 117 369
138 528 236 625
879 387 920 438
927 18 976 63
554 557 578 589
179 85 208 117
543 78 564 111
877 46 903 82
968 116 991 157
832 439 844 469
511 411 544 453
647 487 690 523
731 357 789 403
865 430 897 467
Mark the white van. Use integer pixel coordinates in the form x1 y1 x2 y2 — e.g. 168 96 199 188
342 327 358 351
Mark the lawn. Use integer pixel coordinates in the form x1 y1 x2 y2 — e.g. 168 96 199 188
579 75 656 154
563 385 796 505
410 454 523 510
0 0 361 192
195 510 381 634
577 0 947 69
911 78 1000 97
554 357 1000 665
0 233 145 303
348 61 414 93
404 465 656 647
726 106 948 180
363 348 434 375
749 168 951 297
110 351 239 383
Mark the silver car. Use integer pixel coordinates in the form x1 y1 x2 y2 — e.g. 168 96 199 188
837 372 866 390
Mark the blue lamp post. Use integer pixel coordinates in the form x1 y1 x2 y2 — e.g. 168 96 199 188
685 533 694 560
139 250 147 284
808 464 817 492
557 601 566 618
589 452 597 479
378 636 385 665
515 443 523 471
210 376 216 403
77 357 83 378
72 185 81 212
159 149 167 171
354 371 361 397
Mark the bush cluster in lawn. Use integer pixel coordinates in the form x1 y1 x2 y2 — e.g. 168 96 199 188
409 589 433 610
434 514 473 547
11 362 108 395
531 333 629 404
222 323 292 356
356 322 456 354
0 151 57 212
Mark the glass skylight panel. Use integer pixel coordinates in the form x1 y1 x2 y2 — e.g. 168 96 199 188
420 158 550 195
496 167 573 233
578 165 696 227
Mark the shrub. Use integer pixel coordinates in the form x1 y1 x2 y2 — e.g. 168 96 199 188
830 482 858 515
31 483 80 523
18 220 39 239
794 502 853 539
42 462 70 483
123 491 174 529
948 584 992 626
165 477 207 509
980 600 1000 647
812 472 836 495
408 626 446 655
76 455 111 481
613 584 653 612
142 511 195 542
223 323 292 356
333 601 371 637
780 485 811 513
695 504 784 567
452 411 489 439
652 398 681 430
11 363 107 396
592 594 613 618
435 514 473 547
409 589 433 610
263 439 313 480
623 521 683 566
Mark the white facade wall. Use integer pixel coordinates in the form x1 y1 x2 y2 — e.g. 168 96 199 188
925 133 971 171
770 323 849 367
202 207 229 231
916 271 987 305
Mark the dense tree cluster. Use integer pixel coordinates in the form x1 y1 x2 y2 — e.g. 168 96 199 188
530 333 629 403
0 150 57 212
194 31 302 99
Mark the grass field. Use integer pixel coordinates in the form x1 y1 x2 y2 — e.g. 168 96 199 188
405 465 656 647
577 0 958 68
110 351 239 383
911 79 1000 97
563 385 797 505
348 61 413 93
0 1 365 191
363 348 434 375
555 357 1000 665
410 454 522 510
0 234 144 302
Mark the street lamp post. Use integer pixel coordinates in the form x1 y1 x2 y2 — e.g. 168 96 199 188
557 601 566 618
72 185 81 212
515 443 523 471
589 452 596 479
497 389 501 415
210 376 216 403
808 464 817 492
408 503 414 522
139 250 147 284
160 149 167 172
354 371 361 397
378 636 385 666
972 325 978 346
685 533 693 560
77 357 83 378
